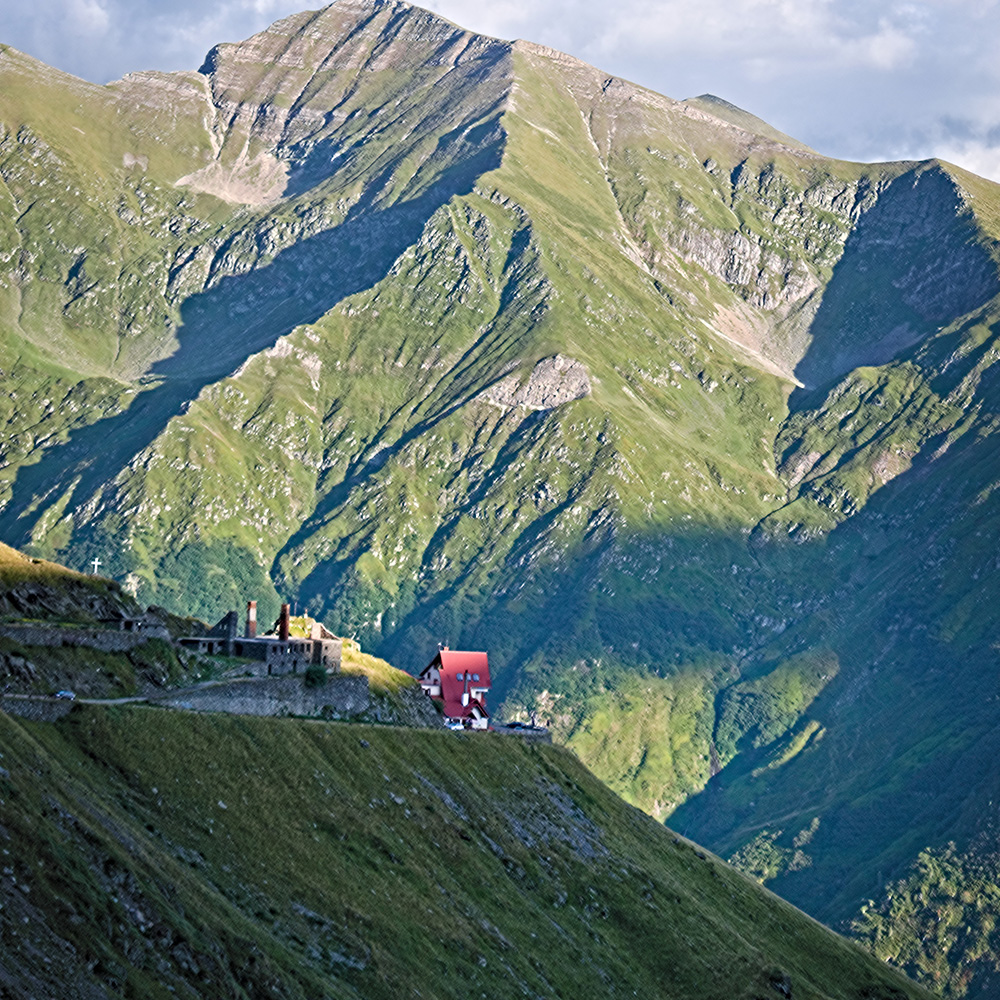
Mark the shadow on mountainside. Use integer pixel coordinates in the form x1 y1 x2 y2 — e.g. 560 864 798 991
0 134 505 555
790 164 1000 404
669 414 1000 924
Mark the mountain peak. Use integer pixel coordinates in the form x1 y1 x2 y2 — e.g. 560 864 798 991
172 0 512 203
198 0 494 76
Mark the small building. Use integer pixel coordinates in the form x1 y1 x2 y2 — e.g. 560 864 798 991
180 602 341 675
99 614 170 639
418 647 491 730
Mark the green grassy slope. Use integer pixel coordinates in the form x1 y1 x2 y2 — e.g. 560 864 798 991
0 540 123 610
671 319 1000 894
3 4 1000 992
667 273 1000 990
0 705 930 1000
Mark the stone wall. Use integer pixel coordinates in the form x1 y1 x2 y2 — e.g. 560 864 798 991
491 723 553 743
150 675 370 719
0 696 76 722
0 624 169 653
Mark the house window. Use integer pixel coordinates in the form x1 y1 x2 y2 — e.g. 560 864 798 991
456 673 464 681
472 673 479 682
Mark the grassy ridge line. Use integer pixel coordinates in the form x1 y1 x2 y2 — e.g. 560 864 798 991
0 540 96 588
1 705 929 1000
0 540 136 621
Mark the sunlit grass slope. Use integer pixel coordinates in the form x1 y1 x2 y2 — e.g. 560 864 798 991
0 539 132 622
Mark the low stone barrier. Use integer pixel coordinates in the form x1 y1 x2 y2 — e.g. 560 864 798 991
0 623 169 654
492 724 553 743
0 696 77 722
150 675 370 719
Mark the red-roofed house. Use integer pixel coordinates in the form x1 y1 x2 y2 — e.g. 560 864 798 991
418 648 491 730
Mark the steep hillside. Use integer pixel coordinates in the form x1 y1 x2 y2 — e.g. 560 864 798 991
0 705 929 999
0 541 135 622
3 3 1000 991
0 542 193 698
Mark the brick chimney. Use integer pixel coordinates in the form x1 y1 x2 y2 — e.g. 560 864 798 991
245 601 257 639
278 603 290 642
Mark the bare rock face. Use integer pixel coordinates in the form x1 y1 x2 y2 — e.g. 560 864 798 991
172 0 513 205
793 165 1000 388
175 152 289 207
484 355 591 410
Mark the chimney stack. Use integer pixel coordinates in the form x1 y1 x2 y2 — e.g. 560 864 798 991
279 603 290 642
246 601 257 639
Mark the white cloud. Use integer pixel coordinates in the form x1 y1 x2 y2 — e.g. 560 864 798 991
482 0 922 74
853 18 917 69
68 0 111 36
936 140 1000 180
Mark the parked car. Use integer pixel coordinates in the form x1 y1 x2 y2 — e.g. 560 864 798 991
54 690 76 700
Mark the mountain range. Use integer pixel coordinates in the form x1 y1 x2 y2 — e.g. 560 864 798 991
3 1 1000 992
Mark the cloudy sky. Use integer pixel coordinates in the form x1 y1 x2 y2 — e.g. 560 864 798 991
2 0 999 179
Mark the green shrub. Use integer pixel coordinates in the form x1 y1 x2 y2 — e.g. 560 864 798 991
304 663 328 688
714 649 838 763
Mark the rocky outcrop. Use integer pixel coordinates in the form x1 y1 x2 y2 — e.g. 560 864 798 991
483 355 591 410
175 153 289 207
